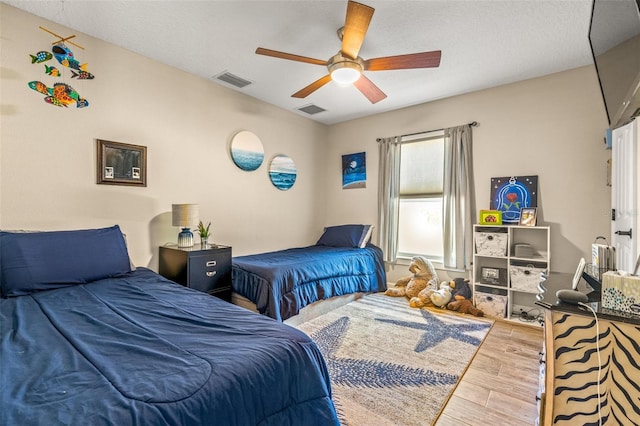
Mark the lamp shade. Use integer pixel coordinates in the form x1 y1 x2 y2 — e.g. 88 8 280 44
172 204 199 227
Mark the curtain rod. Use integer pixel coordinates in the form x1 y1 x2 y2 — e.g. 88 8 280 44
377 121 478 142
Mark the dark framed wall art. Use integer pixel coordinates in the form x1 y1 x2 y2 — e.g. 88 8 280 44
97 139 147 187
342 152 366 189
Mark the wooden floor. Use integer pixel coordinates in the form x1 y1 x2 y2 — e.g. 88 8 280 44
434 319 543 426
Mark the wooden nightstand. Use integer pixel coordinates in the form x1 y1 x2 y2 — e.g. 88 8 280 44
159 244 232 302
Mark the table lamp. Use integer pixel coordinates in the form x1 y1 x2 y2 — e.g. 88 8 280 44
172 203 199 247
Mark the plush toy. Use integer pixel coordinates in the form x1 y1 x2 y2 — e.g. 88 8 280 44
385 256 439 308
449 277 472 301
428 282 453 307
446 299 484 317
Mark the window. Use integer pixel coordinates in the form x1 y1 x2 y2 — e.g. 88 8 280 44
397 132 445 262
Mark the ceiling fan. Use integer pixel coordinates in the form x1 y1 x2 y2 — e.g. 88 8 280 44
255 0 441 104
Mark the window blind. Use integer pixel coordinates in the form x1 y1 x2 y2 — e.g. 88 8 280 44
399 135 444 197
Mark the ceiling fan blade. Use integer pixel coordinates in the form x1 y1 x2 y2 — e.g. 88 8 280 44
365 50 442 71
353 74 387 104
256 47 327 66
292 74 333 98
341 1 374 60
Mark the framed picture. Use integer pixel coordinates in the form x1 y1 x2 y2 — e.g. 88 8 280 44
479 209 502 225
342 152 366 189
519 207 537 226
97 139 147 186
490 176 538 223
481 267 507 286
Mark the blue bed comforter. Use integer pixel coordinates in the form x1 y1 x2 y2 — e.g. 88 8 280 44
0 268 339 426
232 244 387 321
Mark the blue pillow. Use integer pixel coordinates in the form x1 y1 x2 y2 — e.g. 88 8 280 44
1 225 132 297
316 224 372 248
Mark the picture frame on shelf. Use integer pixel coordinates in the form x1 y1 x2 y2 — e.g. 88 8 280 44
481 266 507 286
519 207 537 226
479 209 503 225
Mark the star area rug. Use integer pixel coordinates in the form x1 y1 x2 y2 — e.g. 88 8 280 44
294 293 493 426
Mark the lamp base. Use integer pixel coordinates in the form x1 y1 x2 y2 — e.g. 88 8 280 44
177 228 194 248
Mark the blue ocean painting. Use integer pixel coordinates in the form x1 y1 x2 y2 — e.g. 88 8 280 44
269 155 297 190
342 152 366 189
232 148 264 171
231 131 264 171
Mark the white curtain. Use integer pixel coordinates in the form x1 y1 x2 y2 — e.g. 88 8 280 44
442 124 474 270
377 137 401 262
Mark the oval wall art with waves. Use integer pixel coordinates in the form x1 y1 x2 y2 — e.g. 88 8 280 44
230 130 264 171
269 155 297 191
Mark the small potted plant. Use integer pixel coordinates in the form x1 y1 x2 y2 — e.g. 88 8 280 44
196 221 211 247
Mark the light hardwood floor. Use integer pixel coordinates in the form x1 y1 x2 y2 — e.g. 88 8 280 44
434 319 544 426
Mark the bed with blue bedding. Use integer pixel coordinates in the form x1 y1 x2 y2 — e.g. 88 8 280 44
0 226 339 426
232 225 387 322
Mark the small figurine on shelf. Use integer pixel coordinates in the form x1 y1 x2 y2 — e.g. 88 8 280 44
196 221 212 247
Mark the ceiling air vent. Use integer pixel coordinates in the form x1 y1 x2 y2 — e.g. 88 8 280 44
214 71 253 88
297 104 326 115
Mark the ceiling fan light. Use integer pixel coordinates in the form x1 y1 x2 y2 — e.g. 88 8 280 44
330 62 362 85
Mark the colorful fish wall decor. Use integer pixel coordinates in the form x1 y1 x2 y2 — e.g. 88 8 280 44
30 51 52 63
52 44 92 74
28 27 94 108
28 81 89 108
44 64 60 77
71 70 94 80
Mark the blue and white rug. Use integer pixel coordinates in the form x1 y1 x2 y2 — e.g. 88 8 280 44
295 293 493 426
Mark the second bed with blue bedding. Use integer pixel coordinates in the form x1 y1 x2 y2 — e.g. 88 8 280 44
232 242 387 321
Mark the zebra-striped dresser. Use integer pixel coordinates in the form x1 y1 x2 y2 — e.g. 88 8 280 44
539 307 640 425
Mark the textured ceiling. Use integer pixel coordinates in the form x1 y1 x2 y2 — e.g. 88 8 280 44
5 0 596 125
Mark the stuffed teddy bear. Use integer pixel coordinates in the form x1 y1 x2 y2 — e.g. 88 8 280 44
449 277 472 301
385 256 439 308
446 299 484 317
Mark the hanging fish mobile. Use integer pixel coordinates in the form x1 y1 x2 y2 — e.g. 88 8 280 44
28 27 94 107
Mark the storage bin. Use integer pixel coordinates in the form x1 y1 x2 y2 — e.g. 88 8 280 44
513 243 534 258
475 228 508 256
510 261 547 293
474 290 508 318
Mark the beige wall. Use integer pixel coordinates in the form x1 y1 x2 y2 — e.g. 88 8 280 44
326 66 611 279
0 5 329 268
1 5 612 278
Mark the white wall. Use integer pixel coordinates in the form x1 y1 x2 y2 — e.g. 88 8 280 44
0 5 328 268
325 66 611 280
1 5 613 281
